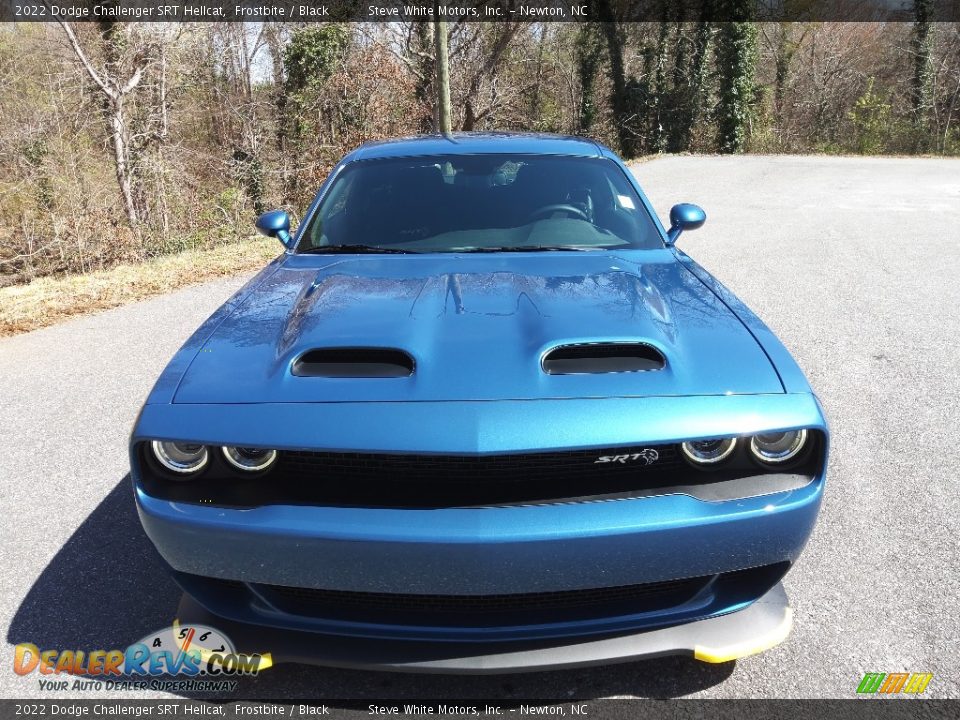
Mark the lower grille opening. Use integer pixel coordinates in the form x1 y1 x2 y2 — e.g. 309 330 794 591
173 562 789 635
252 575 712 627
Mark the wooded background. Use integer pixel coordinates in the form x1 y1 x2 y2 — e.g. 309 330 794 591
2 14 959 286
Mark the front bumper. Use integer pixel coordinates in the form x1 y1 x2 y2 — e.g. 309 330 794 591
176 583 793 673
136 474 821 596
137 472 821 644
133 394 826 651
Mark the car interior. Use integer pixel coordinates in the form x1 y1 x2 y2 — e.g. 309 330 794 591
307 155 659 251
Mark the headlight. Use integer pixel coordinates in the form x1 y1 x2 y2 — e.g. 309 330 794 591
222 446 278 472
750 429 808 464
681 437 737 465
151 441 209 475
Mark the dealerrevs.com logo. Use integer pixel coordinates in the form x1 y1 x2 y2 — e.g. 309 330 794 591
13 623 271 692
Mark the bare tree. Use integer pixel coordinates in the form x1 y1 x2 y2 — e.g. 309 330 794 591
435 19 452 134
450 22 521 130
50 15 153 227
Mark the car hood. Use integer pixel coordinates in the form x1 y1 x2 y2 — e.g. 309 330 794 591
173 252 783 404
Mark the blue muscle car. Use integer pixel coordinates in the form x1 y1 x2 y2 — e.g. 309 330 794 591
131 133 827 672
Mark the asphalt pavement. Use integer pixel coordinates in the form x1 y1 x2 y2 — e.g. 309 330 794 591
1 155 958 700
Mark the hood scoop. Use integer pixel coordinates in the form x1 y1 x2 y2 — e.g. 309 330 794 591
292 348 415 378
542 343 666 375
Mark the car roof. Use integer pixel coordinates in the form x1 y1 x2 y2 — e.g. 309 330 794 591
348 132 607 161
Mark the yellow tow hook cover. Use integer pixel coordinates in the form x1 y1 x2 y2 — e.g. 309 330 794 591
693 607 794 663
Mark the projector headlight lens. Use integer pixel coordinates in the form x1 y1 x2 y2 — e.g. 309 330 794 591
222 446 278 472
681 437 737 465
750 429 808 464
151 441 209 475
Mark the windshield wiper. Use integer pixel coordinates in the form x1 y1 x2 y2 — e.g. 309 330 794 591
458 246 596 253
300 244 421 255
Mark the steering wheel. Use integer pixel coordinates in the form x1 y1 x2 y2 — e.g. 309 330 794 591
527 204 590 223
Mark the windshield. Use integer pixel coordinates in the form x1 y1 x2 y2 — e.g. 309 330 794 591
298 154 662 253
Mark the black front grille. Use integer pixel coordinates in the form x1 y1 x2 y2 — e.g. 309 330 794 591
273 444 685 508
139 442 696 509
253 575 711 626
141 435 822 509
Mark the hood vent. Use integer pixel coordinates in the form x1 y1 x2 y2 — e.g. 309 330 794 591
292 348 415 378
542 343 665 375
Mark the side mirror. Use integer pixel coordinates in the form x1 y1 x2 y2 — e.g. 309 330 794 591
666 203 706 245
255 209 293 248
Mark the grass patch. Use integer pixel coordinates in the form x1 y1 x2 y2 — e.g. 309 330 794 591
0 238 279 337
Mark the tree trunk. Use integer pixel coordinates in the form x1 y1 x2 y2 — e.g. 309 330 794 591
110 99 138 227
596 0 634 157
412 22 436 133
911 0 935 152
684 16 714 146
434 19 452 135
715 2 758 153
650 21 670 154
575 24 604 134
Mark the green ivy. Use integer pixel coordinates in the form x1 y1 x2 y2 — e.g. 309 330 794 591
575 24 604 133
284 25 350 96
232 149 265 216
848 77 891 155
715 4 758 153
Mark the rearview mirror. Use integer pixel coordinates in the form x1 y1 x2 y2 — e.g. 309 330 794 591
255 210 293 248
666 203 706 245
